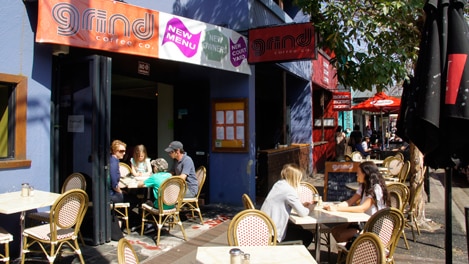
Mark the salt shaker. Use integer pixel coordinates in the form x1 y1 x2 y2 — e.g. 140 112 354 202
229 248 243 264
21 183 30 197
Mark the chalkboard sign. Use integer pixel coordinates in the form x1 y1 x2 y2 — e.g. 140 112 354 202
324 162 360 202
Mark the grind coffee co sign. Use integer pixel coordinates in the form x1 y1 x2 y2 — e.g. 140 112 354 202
248 23 316 63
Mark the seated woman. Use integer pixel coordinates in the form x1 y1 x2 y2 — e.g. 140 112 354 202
323 161 389 242
261 163 315 247
137 158 173 209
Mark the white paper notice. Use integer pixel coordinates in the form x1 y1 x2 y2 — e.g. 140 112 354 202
216 111 225 124
236 110 244 124
236 126 244 140
216 126 225 140
226 111 234 124
226 126 235 140
68 115 84 133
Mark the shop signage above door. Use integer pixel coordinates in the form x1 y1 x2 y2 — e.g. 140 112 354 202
248 23 316 63
36 0 251 75
332 92 352 111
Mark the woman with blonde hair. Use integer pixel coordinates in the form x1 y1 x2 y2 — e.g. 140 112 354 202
261 163 315 247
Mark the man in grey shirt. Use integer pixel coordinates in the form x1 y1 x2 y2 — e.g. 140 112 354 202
165 141 198 198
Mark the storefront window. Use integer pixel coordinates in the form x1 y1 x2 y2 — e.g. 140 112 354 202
0 73 30 169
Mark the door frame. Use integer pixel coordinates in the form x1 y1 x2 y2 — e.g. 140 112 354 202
51 54 112 245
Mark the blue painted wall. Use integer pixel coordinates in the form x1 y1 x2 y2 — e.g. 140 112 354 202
0 2 53 194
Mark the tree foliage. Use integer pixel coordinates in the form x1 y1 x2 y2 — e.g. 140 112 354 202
295 0 425 91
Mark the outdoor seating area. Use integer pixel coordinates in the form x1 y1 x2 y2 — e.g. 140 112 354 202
1 168 461 263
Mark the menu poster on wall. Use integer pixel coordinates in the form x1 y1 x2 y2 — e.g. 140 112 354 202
212 98 248 152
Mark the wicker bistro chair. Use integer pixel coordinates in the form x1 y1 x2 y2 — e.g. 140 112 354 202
140 177 187 245
117 238 139 264
113 202 131 235
0 226 13 264
227 209 277 246
386 183 410 209
397 161 411 183
180 166 206 224
394 152 404 161
297 182 332 256
351 151 363 162
119 162 132 177
388 190 409 249
346 232 386 264
337 207 405 264
385 157 404 177
405 169 426 243
242 193 255 209
21 189 89 264
27 172 87 245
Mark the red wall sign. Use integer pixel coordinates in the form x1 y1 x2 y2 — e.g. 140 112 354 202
248 23 316 63
332 92 351 111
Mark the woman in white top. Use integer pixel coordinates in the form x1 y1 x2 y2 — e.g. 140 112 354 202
261 163 315 247
323 161 389 242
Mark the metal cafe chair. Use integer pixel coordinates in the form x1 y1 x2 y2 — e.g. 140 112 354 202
21 189 89 264
227 209 277 246
27 172 87 245
140 177 187 245
242 193 255 209
181 166 207 224
0 226 13 264
117 238 140 264
346 232 386 264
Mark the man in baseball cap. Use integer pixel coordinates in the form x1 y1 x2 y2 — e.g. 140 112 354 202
165 140 198 198
164 141 184 153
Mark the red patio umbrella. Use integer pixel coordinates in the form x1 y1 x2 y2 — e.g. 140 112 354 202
352 92 401 113
352 92 401 148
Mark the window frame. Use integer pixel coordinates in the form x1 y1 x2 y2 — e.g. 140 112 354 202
0 73 31 169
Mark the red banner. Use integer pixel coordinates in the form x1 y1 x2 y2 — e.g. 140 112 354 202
332 92 351 111
248 23 316 63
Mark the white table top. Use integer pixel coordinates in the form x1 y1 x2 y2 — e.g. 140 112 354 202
289 204 370 225
196 245 317 264
0 190 61 214
119 176 149 188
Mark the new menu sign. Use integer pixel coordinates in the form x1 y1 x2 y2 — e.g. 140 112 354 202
248 23 316 63
36 0 250 75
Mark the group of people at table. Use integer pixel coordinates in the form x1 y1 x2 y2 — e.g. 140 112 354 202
261 161 388 259
110 138 387 261
109 140 198 209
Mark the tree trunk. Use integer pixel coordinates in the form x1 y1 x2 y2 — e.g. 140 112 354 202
408 141 427 225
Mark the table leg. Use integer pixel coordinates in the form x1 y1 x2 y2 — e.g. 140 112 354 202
19 211 25 257
315 223 321 262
